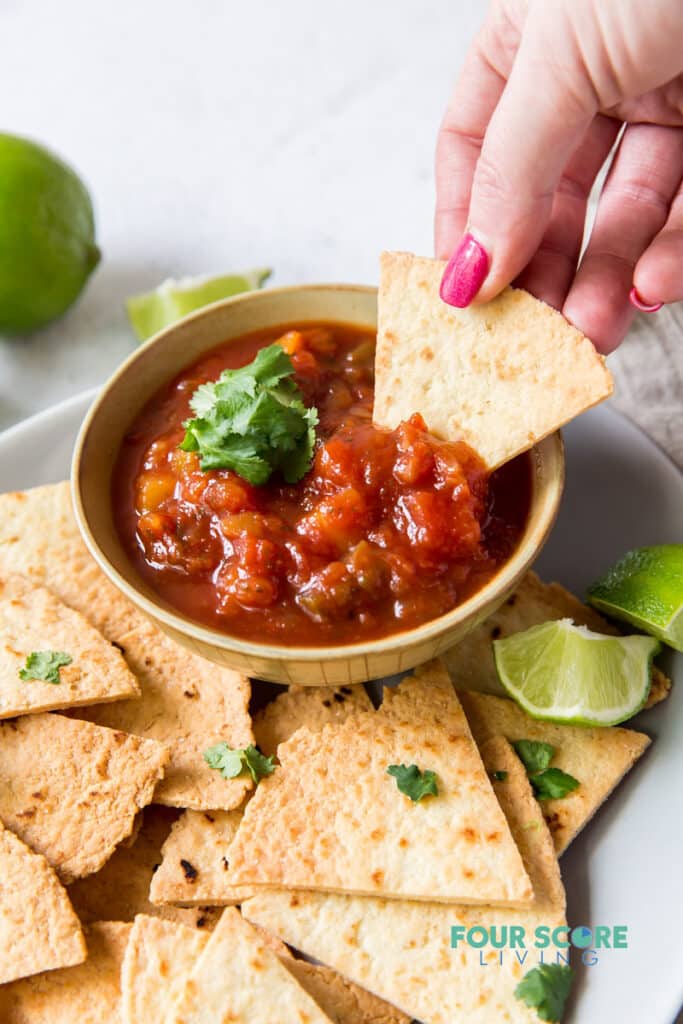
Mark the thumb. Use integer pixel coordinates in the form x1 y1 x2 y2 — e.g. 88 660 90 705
441 14 596 306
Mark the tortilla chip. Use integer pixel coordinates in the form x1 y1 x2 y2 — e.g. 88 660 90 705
283 959 411 1024
167 907 335 1023
149 808 254 906
0 484 140 640
0 483 254 810
459 689 650 855
243 737 566 1024
229 661 533 906
0 819 86 985
68 805 221 931
120 914 209 1024
74 621 253 810
254 922 292 958
0 713 168 882
0 573 140 719
151 686 374 907
374 251 613 468
253 684 374 757
443 570 670 708
0 921 131 1023
150 686 373 907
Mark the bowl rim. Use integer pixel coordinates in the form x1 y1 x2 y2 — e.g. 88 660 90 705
71 282 565 663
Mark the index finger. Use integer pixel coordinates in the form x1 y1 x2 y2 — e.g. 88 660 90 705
435 10 522 259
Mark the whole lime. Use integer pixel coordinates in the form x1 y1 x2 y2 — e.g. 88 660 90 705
0 134 100 334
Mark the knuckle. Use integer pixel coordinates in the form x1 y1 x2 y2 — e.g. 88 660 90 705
472 154 514 203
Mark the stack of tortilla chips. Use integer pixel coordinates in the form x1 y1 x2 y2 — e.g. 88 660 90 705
0 480 663 1023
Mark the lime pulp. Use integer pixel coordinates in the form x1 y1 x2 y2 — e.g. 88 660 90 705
494 619 659 726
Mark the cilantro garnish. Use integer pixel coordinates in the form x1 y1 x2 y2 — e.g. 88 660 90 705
492 770 508 782
513 740 555 775
19 650 72 685
180 343 319 485
512 740 579 801
387 763 439 802
514 964 574 1022
203 742 276 784
531 767 580 801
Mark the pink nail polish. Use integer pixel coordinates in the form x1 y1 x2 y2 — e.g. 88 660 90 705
629 287 662 313
440 233 490 308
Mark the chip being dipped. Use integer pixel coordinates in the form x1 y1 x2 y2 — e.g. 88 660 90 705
374 251 613 468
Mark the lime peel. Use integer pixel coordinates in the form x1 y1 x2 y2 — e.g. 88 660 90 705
0 133 100 334
126 268 272 342
494 618 659 727
587 545 683 652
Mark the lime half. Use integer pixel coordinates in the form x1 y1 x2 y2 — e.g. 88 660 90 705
587 545 683 652
494 619 659 726
126 268 271 341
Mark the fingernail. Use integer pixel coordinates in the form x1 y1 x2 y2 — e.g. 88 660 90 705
440 233 490 308
629 287 662 313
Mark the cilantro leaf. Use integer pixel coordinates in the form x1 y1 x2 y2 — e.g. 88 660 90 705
241 745 277 783
492 770 508 782
181 343 319 485
531 767 580 801
19 650 72 684
513 740 580 803
513 739 555 775
514 964 574 1022
387 764 439 802
203 742 276 785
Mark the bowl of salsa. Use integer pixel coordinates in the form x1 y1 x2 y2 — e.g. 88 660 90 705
72 284 564 685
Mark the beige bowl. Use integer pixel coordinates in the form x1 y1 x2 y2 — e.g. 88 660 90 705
72 284 564 685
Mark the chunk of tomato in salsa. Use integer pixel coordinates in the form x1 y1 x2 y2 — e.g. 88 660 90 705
113 323 530 646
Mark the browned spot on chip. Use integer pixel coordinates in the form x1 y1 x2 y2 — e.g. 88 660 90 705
180 859 198 882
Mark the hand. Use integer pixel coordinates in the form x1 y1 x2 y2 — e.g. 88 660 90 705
435 0 683 352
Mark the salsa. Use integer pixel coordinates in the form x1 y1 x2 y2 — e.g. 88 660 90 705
113 322 531 646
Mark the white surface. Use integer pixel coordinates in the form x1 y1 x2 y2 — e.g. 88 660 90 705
0 0 484 429
1 391 681 1024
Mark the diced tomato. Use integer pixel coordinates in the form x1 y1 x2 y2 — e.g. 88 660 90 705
204 474 255 515
296 488 367 556
289 348 320 380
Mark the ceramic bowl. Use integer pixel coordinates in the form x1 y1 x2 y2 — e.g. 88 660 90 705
72 284 564 685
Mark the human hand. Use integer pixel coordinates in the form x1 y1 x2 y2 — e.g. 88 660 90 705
435 0 683 352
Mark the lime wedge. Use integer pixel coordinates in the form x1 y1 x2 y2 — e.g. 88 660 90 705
126 268 271 341
494 619 659 726
587 545 683 652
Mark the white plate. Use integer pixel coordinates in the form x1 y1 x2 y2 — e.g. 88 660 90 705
1 391 681 1024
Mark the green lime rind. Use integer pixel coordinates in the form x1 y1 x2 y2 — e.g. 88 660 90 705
494 619 659 727
126 268 272 342
0 133 100 335
587 545 683 652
